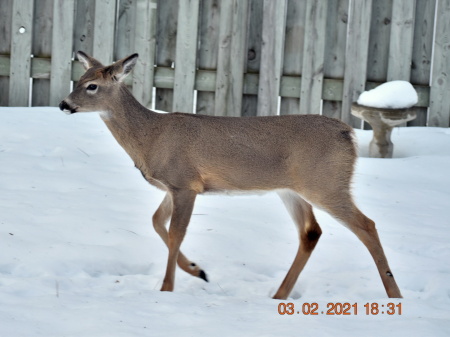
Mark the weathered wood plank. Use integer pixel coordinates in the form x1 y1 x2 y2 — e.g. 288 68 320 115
132 0 157 108
0 56 11 77
172 0 200 113
115 0 136 60
215 0 248 117
299 0 327 115
197 0 220 115
387 0 416 81
0 54 432 108
409 0 435 126
429 0 450 127
9 0 34 106
73 0 95 56
364 0 392 129
242 0 263 117
93 0 116 64
257 0 287 116
322 0 348 119
72 0 95 90
49 0 75 106
279 0 307 115
0 0 13 106
366 0 392 82
155 0 178 112
31 0 53 106
411 0 435 84
342 0 372 127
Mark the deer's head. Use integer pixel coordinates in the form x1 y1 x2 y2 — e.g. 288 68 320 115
59 51 138 114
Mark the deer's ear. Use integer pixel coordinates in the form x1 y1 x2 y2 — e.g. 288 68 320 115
109 53 139 82
76 51 104 70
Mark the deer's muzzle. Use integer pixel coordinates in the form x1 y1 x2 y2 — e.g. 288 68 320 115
59 100 76 114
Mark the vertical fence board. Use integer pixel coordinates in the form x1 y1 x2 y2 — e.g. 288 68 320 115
387 0 416 81
342 0 372 127
257 0 287 116
409 0 435 126
322 0 348 119
132 0 157 108
215 0 248 117
93 0 116 64
49 0 75 106
115 0 136 60
197 0 220 115
173 0 200 113
73 0 95 57
387 0 416 127
242 0 263 117
429 0 450 127
31 0 53 106
155 0 178 112
9 0 34 106
0 0 13 106
366 0 392 82
364 0 392 129
299 0 327 115
279 0 307 116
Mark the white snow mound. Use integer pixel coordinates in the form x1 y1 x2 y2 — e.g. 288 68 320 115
357 80 418 109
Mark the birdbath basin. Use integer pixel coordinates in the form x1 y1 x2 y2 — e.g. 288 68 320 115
351 103 416 158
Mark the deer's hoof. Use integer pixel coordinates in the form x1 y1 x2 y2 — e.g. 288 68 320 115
199 270 208 282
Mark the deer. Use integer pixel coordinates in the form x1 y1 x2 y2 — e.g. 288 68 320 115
59 51 402 300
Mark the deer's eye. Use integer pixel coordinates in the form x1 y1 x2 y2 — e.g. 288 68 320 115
87 84 98 91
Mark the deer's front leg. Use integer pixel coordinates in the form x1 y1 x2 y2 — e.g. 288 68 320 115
153 193 208 282
160 189 197 292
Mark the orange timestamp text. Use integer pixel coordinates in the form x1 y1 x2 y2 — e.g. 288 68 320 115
278 302 402 316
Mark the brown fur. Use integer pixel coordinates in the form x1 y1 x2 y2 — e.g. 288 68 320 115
59 52 402 299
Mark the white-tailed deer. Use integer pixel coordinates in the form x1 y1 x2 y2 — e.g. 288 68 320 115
59 52 402 299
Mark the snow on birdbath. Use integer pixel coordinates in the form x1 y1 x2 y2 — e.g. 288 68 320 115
357 81 418 109
352 81 418 158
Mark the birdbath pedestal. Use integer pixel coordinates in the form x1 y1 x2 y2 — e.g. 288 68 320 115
351 103 417 158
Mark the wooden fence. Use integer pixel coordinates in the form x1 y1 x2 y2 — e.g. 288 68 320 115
0 0 449 127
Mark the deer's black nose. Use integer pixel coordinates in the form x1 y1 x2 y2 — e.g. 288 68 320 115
59 100 70 111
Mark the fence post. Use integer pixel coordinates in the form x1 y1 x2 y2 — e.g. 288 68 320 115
342 0 372 128
0 0 13 106
409 0 436 126
196 0 220 116
279 0 307 116
241 0 263 117
215 0 248 117
300 0 328 115
322 0 349 120
257 0 287 116
93 0 116 65
9 0 34 106
132 0 157 108
387 0 416 81
155 0 178 112
429 0 450 127
173 0 200 113
50 0 75 106
32 0 53 107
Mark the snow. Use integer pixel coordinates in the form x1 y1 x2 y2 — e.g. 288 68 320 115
357 81 418 109
1 107 449 336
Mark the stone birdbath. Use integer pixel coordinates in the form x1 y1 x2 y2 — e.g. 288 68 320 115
351 81 418 158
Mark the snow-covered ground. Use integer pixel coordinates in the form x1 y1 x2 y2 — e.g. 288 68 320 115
1 107 449 336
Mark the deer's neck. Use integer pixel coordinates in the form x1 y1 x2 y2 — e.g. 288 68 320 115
101 86 158 163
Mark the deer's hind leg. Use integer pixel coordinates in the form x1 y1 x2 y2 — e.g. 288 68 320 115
153 192 208 283
320 199 402 298
273 190 322 300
